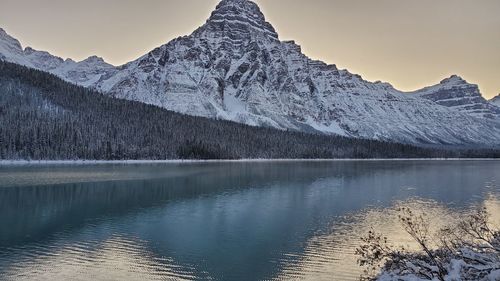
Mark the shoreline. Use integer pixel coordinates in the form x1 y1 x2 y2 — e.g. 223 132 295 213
1 158 499 166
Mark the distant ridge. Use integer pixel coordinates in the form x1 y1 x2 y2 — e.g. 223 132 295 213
411 75 500 119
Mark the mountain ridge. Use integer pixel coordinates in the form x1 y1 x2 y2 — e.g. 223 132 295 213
0 0 499 146
491 94 500 107
411 75 500 119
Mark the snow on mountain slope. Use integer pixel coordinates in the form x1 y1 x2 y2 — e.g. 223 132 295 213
411 75 500 120
491 94 500 107
0 28 32 66
1 0 499 146
0 28 116 87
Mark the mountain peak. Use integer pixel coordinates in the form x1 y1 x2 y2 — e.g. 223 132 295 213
219 0 269 11
414 75 479 95
83 55 105 63
215 0 263 14
197 0 279 40
491 94 500 105
218 0 252 6
79 55 114 68
440 75 467 85
0 27 24 55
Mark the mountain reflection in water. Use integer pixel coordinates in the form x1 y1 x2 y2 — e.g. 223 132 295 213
0 160 498 281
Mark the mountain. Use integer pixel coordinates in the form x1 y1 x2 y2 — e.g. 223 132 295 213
0 28 116 87
491 94 500 107
1 0 500 146
3 60 471 160
410 75 500 120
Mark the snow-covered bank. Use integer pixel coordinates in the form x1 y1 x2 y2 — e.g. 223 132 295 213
0 158 499 166
358 208 500 281
378 260 500 281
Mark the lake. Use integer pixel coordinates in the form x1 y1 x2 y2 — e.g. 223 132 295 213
0 160 498 281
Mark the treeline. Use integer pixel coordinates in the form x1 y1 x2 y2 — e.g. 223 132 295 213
0 61 498 160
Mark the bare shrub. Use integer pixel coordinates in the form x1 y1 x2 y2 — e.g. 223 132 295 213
356 207 500 280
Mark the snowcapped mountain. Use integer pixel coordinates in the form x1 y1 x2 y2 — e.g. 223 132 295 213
1 0 500 146
410 75 500 120
491 95 500 107
0 28 116 87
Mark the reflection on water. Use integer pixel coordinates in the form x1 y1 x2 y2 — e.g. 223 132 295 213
0 161 498 281
275 196 500 281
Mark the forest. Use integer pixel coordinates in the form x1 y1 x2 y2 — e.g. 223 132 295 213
0 61 498 160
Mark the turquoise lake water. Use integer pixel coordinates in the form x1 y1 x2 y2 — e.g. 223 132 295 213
0 160 498 280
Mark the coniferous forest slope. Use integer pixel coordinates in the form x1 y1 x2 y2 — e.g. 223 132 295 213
0 61 498 160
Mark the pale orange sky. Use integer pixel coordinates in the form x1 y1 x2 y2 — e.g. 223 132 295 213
0 0 499 98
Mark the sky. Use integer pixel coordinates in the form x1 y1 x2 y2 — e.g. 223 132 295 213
0 0 499 98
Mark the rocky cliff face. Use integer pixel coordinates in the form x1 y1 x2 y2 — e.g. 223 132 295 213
411 75 500 120
1 0 500 146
